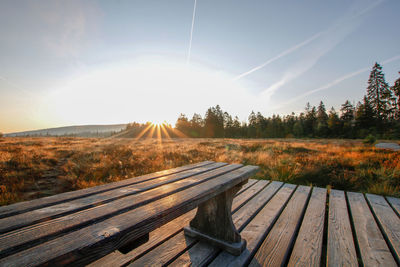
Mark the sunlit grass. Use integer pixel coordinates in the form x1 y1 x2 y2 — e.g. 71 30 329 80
0 137 399 205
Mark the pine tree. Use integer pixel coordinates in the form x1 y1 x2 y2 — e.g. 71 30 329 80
328 107 341 136
204 106 224 138
190 113 203 137
176 114 191 136
340 100 355 137
304 103 317 136
316 101 329 137
223 112 234 137
248 111 257 137
390 72 400 120
366 62 392 121
355 96 375 131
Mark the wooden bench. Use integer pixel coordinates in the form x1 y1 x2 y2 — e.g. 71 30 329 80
0 161 259 266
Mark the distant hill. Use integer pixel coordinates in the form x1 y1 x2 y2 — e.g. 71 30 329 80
5 124 127 137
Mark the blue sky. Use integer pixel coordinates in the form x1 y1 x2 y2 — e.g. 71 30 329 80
0 0 399 133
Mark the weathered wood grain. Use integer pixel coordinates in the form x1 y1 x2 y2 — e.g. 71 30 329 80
232 180 269 213
89 179 262 267
327 189 358 267
166 182 285 267
249 185 311 267
187 183 296 267
0 164 239 258
386 196 400 217
236 179 258 196
287 187 327 267
347 192 396 266
233 181 283 232
0 162 226 234
366 193 400 264
0 161 214 219
0 165 259 266
128 180 282 267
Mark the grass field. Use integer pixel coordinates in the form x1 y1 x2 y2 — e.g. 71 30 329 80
0 137 399 205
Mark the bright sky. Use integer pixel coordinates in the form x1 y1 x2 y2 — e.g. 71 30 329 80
0 0 399 133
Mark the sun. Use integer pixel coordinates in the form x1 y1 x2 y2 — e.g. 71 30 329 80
45 57 252 127
150 120 167 127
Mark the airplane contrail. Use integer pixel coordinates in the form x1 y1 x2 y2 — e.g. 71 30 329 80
275 54 400 109
233 0 385 82
233 31 324 81
187 0 197 64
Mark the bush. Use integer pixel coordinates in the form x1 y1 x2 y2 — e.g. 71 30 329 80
363 134 376 144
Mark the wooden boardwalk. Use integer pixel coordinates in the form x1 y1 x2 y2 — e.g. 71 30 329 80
90 179 400 267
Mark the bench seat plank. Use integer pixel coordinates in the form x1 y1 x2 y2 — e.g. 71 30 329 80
0 165 259 266
366 193 400 264
0 163 238 258
347 192 396 266
249 185 311 266
288 187 327 267
89 179 263 267
0 162 226 234
327 189 358 267
0 161 214 218
129 181 282 267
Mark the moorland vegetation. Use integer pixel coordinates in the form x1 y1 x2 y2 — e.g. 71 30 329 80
0 137 399 205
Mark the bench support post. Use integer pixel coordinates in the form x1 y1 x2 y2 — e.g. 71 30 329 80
184 180 247 255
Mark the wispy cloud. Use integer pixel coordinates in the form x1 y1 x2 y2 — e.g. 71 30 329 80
233 31 323 81
187 0 197 64
274 54 400 110
235 0 385 102
257 0 385 99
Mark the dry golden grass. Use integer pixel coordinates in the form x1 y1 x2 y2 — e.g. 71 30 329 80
0 137 399 205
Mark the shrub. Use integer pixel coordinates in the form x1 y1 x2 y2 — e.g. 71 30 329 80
363 134 376 144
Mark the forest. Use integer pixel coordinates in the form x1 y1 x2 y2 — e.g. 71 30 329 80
170 62 400 140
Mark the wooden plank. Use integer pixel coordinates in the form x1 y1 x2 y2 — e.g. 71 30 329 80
347 192 396 266
232 180 269 212
287 187 327 267
0 165 259 266
232 181 283 232
249 185 311 267
327 189 358 267
128 181 283 267
177 183 296 267
386 196 400 217
89 179 262 267
366 193 400 263
0 162 226 234
236 179 258 196
0 163 239 258
0 160 214 218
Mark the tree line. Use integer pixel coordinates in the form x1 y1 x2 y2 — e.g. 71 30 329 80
175 62 400 139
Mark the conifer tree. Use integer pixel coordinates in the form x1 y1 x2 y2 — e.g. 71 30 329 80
367 62 391 121
316 101 329 136
390 72 400 119
355 96 375 130
328 107 341 135
304 103 317 136
340 100 355 137
247 111 257 137
176 114 191 136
